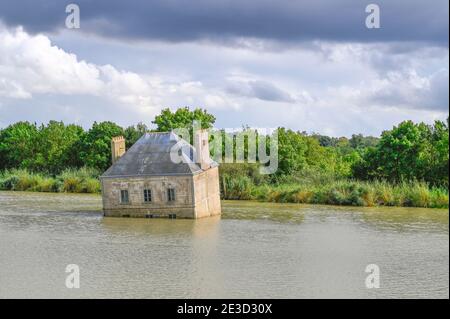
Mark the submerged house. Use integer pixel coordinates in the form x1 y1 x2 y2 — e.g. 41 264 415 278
100 130 221 219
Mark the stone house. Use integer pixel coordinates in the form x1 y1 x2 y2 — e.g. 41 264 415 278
100 130 221 219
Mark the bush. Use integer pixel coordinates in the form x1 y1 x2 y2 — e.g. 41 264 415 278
430 189 449 208
0 167 447 209
0 169 58 192
247 179 448 209
220 174 254 200
292 190 314 203
0 167 101 194
58 167 101 193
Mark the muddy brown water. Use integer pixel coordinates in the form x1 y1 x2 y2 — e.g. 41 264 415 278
0 191 448 298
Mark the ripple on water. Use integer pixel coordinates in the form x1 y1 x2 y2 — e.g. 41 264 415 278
0 191 448 298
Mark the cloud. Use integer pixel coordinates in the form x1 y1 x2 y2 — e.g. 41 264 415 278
0 26 448 137
0 27 239 120
0 27 101 97
365 69 449 110
0 27 225 113
0 0 448 47
0 27 155 107
226 79 296 103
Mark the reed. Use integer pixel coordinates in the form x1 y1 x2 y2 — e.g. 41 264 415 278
0 167 101 194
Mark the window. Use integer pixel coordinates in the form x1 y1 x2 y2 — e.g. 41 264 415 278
143 189 152 203
120 190 129 204
167 188 176 202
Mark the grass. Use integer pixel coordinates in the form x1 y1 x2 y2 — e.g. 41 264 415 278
220 175 449 209
0 168 448 209
0 167 101 194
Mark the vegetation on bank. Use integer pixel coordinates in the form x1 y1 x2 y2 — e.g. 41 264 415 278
0 107 448 209
220 170 448 209
0 166 448 209
0 167 100 194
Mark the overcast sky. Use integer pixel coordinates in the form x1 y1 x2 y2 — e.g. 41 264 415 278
0 0 448 136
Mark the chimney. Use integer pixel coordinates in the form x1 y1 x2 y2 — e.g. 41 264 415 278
194 129 211 170
111 136 126 164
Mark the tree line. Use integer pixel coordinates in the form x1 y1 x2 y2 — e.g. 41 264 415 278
0 107 448 188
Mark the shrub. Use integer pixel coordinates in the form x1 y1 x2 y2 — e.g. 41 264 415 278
430 189 449 208
292 190 313 203
220 174 254 200
0 167 447 209
58 167 101 193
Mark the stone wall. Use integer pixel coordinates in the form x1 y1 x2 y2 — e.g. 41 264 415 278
193 166 222 218
101 175 195 218
101 167 221 219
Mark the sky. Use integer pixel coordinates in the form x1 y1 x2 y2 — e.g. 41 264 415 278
0 0 448 137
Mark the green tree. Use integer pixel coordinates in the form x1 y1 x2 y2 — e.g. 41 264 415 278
352 120 448 185
80 121 124 171
276 128 308 176
424 119 449 187
349 134 379 149
33 121 85 173
124 122 148 149
0 121 39 170
152 107 216 132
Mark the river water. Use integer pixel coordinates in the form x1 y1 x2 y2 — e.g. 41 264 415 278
0 191 448 298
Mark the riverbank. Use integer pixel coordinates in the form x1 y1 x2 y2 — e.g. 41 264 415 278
0 168 100 193
0 168 448 209
221 176 449 209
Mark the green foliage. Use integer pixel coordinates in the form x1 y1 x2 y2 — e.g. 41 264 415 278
152 107 216 132
58 167 101 193
0 121 40 170
0 169 58 192
276 127 308 176
34 121 85 173
0 167 100 193
0 109 448 209
220 163 268 200
0 121 84 174
124 122 148 149
219 175 448 209
354 119 449 187
79 121 124 172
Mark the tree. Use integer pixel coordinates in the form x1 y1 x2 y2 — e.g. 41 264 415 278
276 128 308 176
152 107 216 132
80 121 124 171
124 122 148 149
0 121 39 170
349 134 379 149
352 120 448 186
34 121 85 173
424 119 449 187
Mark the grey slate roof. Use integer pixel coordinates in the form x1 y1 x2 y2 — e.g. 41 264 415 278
101 132 217 178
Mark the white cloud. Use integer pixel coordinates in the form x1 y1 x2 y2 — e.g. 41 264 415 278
0 26 448 136
0 27 103 97
0 27 173 119
0 27 231 117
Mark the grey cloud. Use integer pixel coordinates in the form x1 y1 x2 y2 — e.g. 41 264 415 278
367 69 449 111
0 0 448 46
428 70 450 110
226 80 295 103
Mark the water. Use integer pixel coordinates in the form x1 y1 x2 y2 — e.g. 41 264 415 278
0 191 448 299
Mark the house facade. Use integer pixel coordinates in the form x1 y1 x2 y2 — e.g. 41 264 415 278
100 130 221 219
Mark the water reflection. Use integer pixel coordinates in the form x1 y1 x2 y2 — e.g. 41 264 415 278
101 215 221 238
357 207 449 233
223 200 306 223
